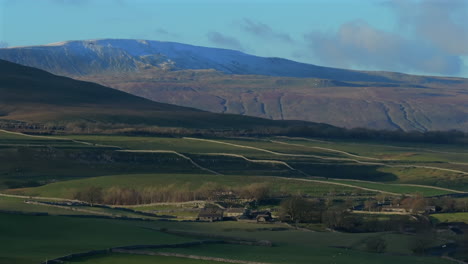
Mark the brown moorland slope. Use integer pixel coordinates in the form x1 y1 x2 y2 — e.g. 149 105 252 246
1 39 467 131
79 68 468 132
0 59 334 131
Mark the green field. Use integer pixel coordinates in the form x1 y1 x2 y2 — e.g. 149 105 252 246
150 242 450 264
1 131 467 264
0 212 453 264
0 213 192 264
66 254 227 264
431 212 468 224
11 173 370 199
328 179 455 196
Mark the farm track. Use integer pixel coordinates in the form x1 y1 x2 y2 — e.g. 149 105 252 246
270 140 382 161
203 152 296 170
307 177 467 195
24 200 117 216
276 135 468 155
0 129 122 149
184 137 468 175
274 177 399 196
117 149 222 175
113 250 273 264
391 184 468 194
0 192 78 201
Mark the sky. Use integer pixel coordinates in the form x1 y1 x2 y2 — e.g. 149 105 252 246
0 0 467 77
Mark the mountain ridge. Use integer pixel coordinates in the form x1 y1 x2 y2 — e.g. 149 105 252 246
1 39 467 132
0 38 415 82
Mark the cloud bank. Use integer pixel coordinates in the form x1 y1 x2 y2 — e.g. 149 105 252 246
207 32 245 51
240 18 293 43
305 0 467 76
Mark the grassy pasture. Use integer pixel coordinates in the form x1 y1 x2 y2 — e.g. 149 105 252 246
0 196 84 215
377 167 468 191
55 135 271 156
327 179 455 196
275 137 468 163
12 173 369 199
2 132 467 191
150 242 450 264
31 134 468 183
0 213 192 264
431 212 468 224
0 211 452 264
65 254 227 264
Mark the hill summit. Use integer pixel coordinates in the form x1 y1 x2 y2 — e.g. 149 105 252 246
1 39 468 132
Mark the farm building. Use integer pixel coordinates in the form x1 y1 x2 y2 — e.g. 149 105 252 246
381 206 408 213
250 211 273 222
225 208 245 218
256 214 272 222
197 208 224 222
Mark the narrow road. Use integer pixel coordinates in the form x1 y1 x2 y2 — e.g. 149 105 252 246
203 152 296 170
271 140 382 161
0 192 78 201
117 149 221 175
391 184 467 194
274 177 399 196
184 137 468 175
113 249 273 264
276 135 468 156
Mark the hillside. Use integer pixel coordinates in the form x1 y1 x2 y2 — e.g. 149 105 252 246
1 39 467 131
0 59 330 131
0 39 393 82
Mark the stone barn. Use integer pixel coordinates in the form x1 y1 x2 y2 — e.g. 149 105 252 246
197 208 224 222
225 208 245 219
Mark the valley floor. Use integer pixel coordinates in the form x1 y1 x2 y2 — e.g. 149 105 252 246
1 130 468 263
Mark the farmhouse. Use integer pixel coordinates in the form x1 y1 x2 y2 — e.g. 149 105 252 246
381 206 408 213
197 208 224 222
250 210 273 222
225 208 245 219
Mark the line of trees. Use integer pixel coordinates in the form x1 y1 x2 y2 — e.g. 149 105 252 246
365 194 468 213
73 182 271 205
278 196 350 228
278 195 437 233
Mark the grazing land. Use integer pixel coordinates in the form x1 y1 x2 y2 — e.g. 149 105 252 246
1 130 467 264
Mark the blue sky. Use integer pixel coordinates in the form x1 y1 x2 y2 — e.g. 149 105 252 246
0 0 467 77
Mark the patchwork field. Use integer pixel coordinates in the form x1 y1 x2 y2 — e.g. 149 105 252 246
1 130 467 263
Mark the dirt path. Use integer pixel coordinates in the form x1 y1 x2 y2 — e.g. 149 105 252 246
24 200 117 216
117 149 221 175
0 129 122 149
271 140 382 161
0 129 67 140
273 177 400 195
0 192 78 201
391 184 467 194
276 135 468 155
113 249 273 264
184 137 468 175
184 137 367 162
203 152 296 170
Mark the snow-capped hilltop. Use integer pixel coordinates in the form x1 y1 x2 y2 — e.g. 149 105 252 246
0 38 390 82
